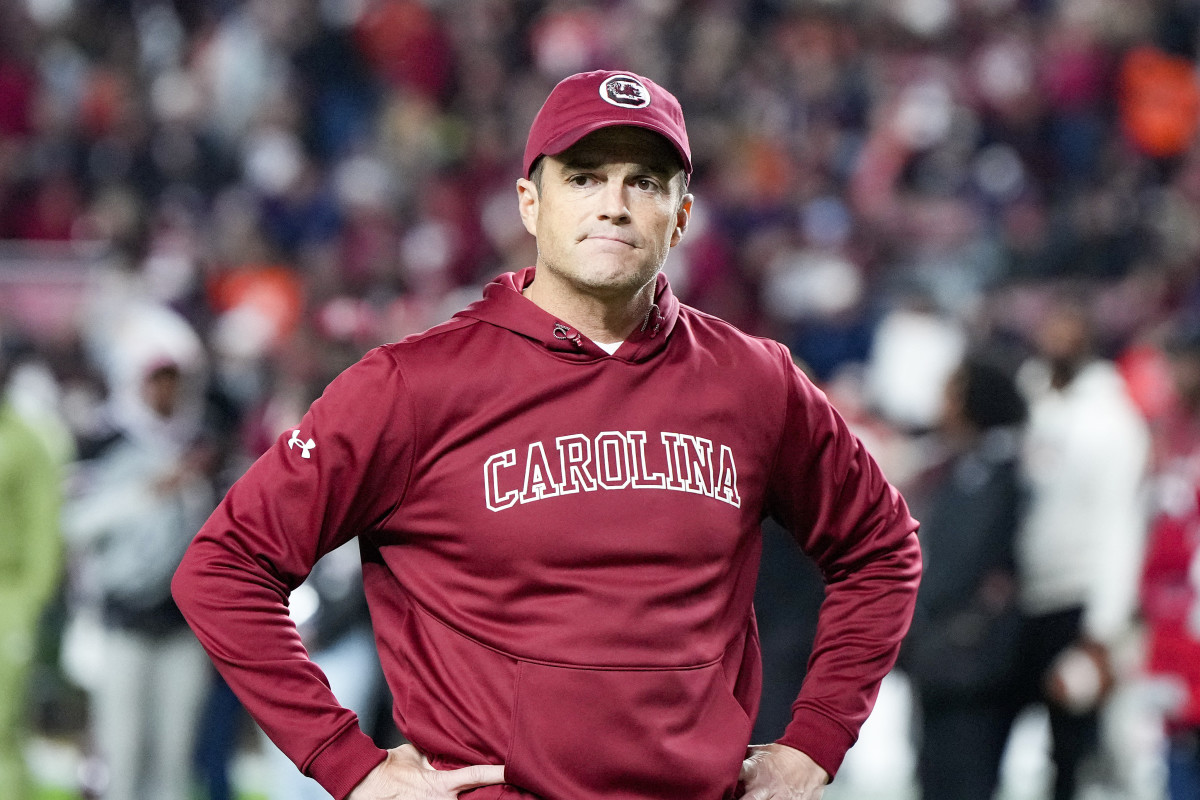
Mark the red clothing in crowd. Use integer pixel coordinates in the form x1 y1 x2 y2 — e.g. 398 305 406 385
1142 409 1200 732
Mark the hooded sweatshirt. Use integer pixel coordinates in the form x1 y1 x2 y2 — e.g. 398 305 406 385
172 268 921 800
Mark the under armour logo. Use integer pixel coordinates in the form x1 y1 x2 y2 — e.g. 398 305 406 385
288 429 316 459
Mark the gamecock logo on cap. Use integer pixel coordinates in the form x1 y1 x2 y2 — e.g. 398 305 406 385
600 75 651 108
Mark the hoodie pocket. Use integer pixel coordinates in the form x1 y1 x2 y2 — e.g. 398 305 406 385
503 658 751 800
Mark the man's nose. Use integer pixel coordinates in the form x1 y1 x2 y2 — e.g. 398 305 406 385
596 180 631 223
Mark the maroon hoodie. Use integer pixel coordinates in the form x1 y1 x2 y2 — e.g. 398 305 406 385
172 268 920 800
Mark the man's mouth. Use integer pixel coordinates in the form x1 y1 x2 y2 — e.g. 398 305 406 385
584 234 637 247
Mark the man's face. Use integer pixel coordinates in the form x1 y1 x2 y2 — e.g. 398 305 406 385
143 364 182 418
517 126 692 302
1036 307 1089 365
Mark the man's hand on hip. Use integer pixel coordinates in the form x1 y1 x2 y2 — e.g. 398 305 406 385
738 743 828 800
346 744 506 799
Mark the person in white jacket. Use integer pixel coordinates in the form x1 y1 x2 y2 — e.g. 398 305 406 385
1011 300 1150 800
62 305 216 800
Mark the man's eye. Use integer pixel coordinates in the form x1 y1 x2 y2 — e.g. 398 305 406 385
636 178 659 191
569 175 592 186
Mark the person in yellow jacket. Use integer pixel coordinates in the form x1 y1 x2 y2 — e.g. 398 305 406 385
0 340 63 800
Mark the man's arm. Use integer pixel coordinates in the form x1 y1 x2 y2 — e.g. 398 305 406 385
173 348 411 799
763 345 922 779
1081 397 1150 645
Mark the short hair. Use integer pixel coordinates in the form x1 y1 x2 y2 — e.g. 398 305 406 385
529 156 546 191
958 356 1027 430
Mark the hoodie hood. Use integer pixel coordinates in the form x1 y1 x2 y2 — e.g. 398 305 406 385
102 304 208 450
455 267 680 364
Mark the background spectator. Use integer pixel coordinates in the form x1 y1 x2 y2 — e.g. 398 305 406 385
60 305 217 800
0 335 64 800
904 352 1027 800
1013 299 1152 800
1140 325 1200 800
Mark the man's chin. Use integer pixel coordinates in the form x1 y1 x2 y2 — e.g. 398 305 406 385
539 259 661 299
575 271 657 299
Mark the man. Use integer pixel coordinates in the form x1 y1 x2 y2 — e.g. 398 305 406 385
1013 300 1150 800
173 70 921 800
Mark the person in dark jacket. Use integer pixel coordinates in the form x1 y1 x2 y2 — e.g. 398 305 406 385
904 353 1027 800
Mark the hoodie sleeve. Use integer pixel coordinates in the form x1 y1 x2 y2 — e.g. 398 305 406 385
764 344 921 778
172 346 413 800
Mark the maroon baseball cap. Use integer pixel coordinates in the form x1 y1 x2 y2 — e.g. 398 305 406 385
523 70 692 182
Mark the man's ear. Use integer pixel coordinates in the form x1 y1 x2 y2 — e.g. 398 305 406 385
670 193 693 248
516 178 539 237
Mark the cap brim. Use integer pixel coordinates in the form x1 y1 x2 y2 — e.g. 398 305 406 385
538 119 693 179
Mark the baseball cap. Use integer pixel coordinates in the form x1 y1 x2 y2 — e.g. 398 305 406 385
523 70 692 182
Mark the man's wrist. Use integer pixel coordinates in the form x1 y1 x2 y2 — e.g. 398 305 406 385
305 723 388 800
777 707 854 780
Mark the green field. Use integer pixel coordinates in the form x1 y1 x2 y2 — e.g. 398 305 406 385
35 790 267 800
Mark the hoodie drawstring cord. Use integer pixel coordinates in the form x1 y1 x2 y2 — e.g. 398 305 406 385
553 305 660 350
640 303 661 338
553 323 584 349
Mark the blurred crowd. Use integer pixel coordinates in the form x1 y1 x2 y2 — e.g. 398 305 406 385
4 0 1200 372
5 0 1200 798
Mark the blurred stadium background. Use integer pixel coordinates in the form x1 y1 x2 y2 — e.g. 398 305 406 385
4 0 1200 797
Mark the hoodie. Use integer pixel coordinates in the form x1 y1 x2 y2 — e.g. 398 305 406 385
172 268 921 800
